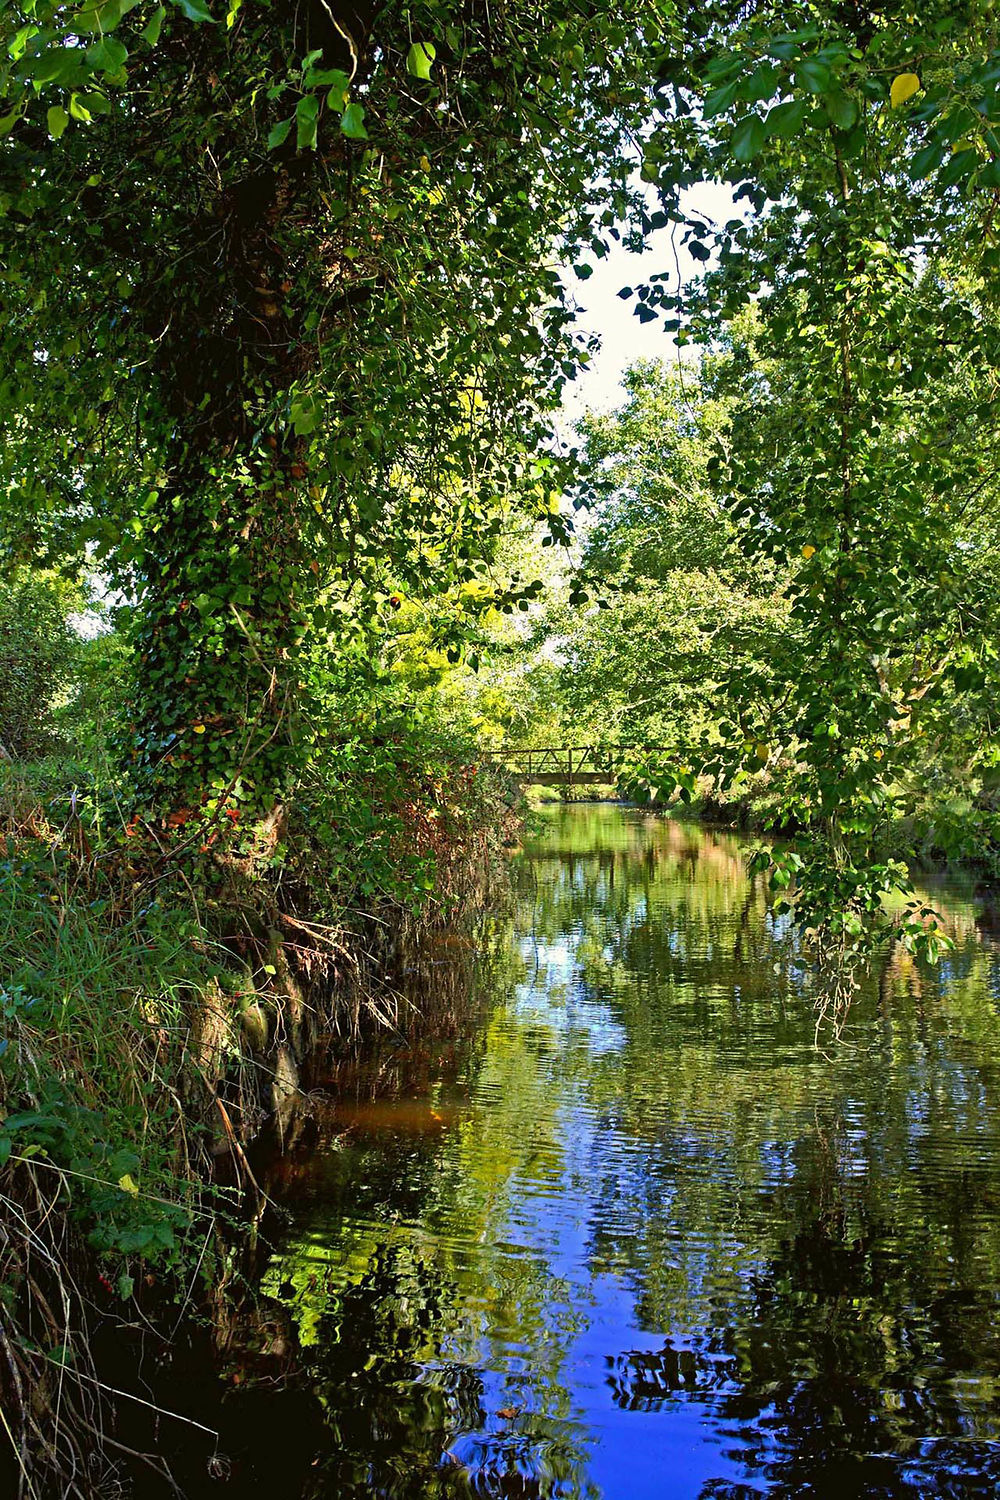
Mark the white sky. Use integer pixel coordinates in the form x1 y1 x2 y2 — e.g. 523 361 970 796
560 180 741 425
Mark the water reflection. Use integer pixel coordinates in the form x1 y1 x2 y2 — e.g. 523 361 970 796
257 807 1000 1498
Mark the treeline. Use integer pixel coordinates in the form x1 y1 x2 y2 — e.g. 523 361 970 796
493 335 1000 877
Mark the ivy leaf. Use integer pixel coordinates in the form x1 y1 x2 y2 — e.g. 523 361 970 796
910 140 943 178
73 0 125 34
290 394 320 435
890 72 921 108
340 102 368 139
295 93 319 151
794 58 831 94
765 99 807 138
406 42 436 81
704 80 740 119
47 105 69 138
739 62 782 103
87 36 129 75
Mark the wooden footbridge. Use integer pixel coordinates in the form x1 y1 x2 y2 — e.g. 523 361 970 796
479 746 667 789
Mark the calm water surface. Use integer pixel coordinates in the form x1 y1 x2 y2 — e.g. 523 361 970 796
254 807 1000 1498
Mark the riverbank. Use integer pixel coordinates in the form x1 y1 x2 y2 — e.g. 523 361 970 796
48 803 1000 1499
0 753 519 1496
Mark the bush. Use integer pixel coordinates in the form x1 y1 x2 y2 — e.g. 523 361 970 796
0 572 80 759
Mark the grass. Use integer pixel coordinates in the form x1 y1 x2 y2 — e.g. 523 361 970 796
0 749 522 1494
0 770 246 1496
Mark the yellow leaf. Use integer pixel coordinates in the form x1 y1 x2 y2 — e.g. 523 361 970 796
118 1174 139 1196
890 72 920 108
801 544 816 559
192 723 206 734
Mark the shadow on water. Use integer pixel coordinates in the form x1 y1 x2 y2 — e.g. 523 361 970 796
150 807 1000 1498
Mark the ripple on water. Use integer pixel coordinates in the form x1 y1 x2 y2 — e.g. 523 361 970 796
255 807 1000 1499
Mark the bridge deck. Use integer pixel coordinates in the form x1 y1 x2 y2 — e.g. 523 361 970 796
479 747 668 787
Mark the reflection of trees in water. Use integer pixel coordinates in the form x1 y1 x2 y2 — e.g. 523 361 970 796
527 810 1000 1491
264 1238 600 1500
241 808 1000 1497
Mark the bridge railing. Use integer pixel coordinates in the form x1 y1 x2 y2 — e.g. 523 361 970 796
477 746 673 784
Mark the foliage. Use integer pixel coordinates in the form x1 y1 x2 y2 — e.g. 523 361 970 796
0 570 82 758
584 0 1000 1000
556 352 792 761
0 0 673 824
0 767 227 1258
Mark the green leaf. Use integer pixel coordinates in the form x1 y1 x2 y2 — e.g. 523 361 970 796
170 0 214 20
305 67 349 103
326 79 349 112
340 102 368 139
47 105 69 139
290 394 319 435
825 89 858 130
406 41 436 81
142 6 166 44
267 115 293 150
765 99 807 138
910 140 944 179
794 58 831 94
73 0 124 35
731 112 767 162
295 93 319 151
87 36 129 73
704 80 740 119
30 47 83 87
739 62 782 103
939 146 977 186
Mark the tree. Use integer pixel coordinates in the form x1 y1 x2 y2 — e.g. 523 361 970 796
0 0 674 820
559 350 791 759
0 572 80 759
616 0 1000 1008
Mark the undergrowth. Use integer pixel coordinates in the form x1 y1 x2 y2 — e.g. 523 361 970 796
0 737 519 1497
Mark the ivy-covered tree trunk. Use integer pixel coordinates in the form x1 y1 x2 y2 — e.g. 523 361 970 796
0 0 664 820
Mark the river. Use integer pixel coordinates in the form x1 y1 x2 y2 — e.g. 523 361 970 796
201 806 1000 1498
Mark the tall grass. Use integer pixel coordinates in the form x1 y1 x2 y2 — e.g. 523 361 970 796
0 747 521 1494
0 771 242 1496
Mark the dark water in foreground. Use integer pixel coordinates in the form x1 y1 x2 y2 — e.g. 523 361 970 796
226 808 1000 1498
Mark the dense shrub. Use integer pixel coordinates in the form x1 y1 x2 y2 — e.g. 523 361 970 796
0 572 80 759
